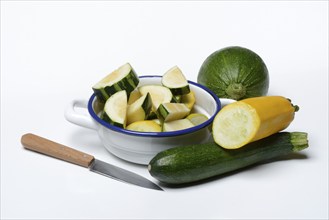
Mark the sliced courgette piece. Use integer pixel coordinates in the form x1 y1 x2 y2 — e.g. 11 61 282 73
93 97 105 116
181 91 196 110
157 103 190 122
92 63 139 102
152 118 161 125
126 93 153 125
128 89 142 105
139 85 173 110
146 110 158 120
186 113 208 126
126 120 162 132
162 66 190 95
171 95 182 103
163 119 194 132
102 90 127 128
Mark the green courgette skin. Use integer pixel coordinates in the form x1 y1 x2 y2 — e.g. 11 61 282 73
197 46 269 100
148 132 305 184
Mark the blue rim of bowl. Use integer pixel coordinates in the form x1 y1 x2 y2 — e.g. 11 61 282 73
88 75 221 137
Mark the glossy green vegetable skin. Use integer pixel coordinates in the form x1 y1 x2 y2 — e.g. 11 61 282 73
197 46 269 100
148 132 308 184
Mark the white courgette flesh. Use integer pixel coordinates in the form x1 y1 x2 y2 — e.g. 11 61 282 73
162 66 190 95
127 89 142 105
126 93 152 125
212 102 259 149
93 63 206 133
163 119 194 132
102 90 128 128
157 103 190 122
186 113 209 125
139 85 173 110
93 63 139 101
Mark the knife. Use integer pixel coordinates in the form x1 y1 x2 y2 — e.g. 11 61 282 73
21 133 163 191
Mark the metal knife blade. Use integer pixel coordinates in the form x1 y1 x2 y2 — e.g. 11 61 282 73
90 159 162 190
21 133 163 191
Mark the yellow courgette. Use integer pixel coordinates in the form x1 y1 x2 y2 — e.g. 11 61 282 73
212 96 299 149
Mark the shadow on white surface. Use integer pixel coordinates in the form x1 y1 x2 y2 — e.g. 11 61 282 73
66 127 149 169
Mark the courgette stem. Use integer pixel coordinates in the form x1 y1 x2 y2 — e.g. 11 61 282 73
225 83 246 100
287 98 299 112
290 132 308 152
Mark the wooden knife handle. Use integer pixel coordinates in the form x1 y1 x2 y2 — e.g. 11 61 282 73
21 133 94 168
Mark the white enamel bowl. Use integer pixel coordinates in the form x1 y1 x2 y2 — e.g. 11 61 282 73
65 76 235 165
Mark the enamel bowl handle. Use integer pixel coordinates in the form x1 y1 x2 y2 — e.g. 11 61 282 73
219 98 236 108
64 100 98 130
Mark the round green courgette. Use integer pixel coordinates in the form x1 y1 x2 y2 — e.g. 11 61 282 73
197 46 269 100
148 132 308 185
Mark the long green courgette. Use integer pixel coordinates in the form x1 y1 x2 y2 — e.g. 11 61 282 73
148 132 308 184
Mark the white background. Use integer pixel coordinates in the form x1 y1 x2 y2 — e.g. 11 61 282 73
1 1 328 219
